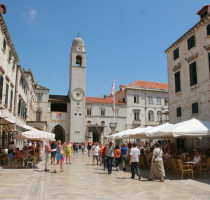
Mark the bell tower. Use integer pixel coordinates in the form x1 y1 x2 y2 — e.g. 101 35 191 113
69 36 86 142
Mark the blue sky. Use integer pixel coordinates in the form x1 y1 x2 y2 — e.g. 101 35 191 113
1 0 208 97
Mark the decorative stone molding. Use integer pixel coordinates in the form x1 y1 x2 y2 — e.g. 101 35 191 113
172 63 182 72
185 52 199 63
0 66 5 74
204 44 210 50
5 75 10 82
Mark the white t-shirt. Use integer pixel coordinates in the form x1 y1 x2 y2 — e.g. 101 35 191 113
130 147 140 162
92 145 100 156
153 148 163 161
194 155 200 164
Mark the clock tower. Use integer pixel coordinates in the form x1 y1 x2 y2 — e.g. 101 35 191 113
69 36 86 142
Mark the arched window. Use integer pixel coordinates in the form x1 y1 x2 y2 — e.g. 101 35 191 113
148 110 154 122
36 109 42 121
76 55 82 66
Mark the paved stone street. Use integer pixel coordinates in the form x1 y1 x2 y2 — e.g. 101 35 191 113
0 152 210 200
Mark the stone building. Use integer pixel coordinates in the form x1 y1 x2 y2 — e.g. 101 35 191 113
165 5 210 123
0 5 169 147
165 5 210 149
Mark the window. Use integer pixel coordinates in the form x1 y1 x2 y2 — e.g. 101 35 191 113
189 62 197 86
175 71 181 92
122 98 126 103
134 110 140 121
187 35 195 50
148 110 154 122
51 103 67 112
18 99 21 115
165 114 169 121
0 74 3 101
10 90 13 109
115 109 119 117
87 108 92 116
37 93 42 102
12 60 16 70
192 102 199 114
36 109 42 121
148 97 153 104
3 38 6 51
8 50 12 61
156 97 161 105
5 83 9 106
173 48 179 60
207 24 210 36
201 10 208 19
176 107 182 117
100 109 105 116
76 55 82 66
208 52 210 76
134 95 139 103
157 111 161 122
164 98 169 106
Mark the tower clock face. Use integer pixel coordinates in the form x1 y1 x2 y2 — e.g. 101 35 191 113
72 88 84 101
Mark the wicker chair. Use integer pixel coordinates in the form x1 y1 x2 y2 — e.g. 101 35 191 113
177 159 193 179
199 158 210 177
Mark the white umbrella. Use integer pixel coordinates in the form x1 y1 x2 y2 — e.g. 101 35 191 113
121 126 153 139
172 118 210 137
146 123 172 138
112 129 132 140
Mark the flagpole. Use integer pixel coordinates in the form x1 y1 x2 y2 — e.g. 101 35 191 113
113 92 116 119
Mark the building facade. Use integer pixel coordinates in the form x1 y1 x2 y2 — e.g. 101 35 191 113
165 5 210 150
165 5 210 124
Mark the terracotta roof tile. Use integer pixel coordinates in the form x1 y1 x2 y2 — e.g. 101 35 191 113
128 80 168 90
86 97 125 105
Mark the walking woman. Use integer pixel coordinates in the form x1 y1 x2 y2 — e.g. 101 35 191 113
54 140 64 173
149 142 165 182
114 145 121 171
65 140 73 164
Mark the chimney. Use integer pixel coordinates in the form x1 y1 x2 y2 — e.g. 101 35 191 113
0 4 6 14
197 5 210 20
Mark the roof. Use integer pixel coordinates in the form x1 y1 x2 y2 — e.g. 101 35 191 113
197 5 210 15
49 95 70 103
127 80 168 90
86 97 125 105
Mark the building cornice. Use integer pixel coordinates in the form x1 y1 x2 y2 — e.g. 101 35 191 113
165 14 210 54
0 12 19 62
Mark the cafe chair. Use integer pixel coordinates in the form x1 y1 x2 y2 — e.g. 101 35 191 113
199 158 210 177
177 159 194 180
164 158 173 173
171 158 178 177
26 156 38 168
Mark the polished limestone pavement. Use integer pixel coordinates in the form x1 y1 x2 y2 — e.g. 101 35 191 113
0 153 210 200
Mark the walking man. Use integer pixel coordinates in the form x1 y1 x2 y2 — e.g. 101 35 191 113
92 142 100 166
106 141 114 175
129 143 141 180
45 140 52 171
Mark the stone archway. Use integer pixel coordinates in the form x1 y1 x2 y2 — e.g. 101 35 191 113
88 125 104 143
52 125 65 144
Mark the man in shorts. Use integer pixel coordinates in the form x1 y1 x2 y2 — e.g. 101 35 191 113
92 142 100 166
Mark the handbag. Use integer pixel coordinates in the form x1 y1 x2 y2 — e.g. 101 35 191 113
60 148 65 156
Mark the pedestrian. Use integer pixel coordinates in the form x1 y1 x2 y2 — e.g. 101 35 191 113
75 143 79 153
121 143 128 171
102 144 107 170
99 143 104 165
81 142 85 154
51 140 57 165
73 142 76 154
130 143 141 180
44 140 52 171
54 140 64 173
65 140 73 164
114 145 121 171
87 142 92 157
149 142 165 182
92 142 100 166
106 141 114 175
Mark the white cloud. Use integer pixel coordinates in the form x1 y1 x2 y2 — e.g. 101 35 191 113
28 9 37 21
